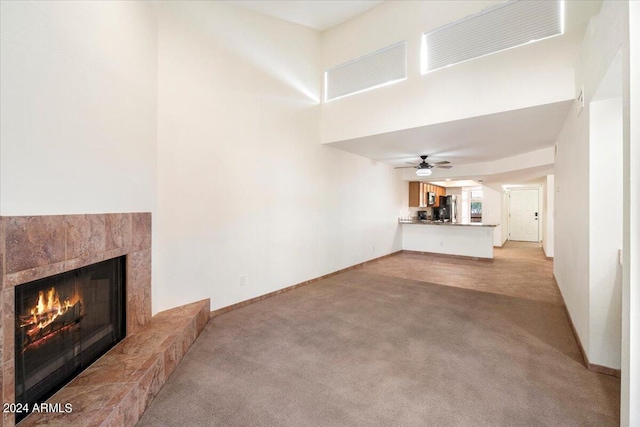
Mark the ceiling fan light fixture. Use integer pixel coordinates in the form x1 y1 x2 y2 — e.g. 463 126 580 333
416 168 432 176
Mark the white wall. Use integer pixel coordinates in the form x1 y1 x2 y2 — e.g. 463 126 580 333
555 100 590 351
542 175 555 258
482 185 502 247
319 1 596 144
154 2 405 312
445 187 462 198
555 1 628 372
589 96 623 369
0 1 157 215
501 190 509 246
622 1 640 424
541 179 547 251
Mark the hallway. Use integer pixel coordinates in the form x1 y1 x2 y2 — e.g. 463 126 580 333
359 242 562 304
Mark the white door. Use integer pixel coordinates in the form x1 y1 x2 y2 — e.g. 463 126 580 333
509 189 539 242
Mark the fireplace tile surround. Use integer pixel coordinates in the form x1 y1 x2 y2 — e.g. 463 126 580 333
0 213 153 426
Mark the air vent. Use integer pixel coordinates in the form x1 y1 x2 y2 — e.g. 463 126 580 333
325 41 407 102
421 0 564 74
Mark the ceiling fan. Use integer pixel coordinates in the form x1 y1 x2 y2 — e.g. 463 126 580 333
395 155 453 176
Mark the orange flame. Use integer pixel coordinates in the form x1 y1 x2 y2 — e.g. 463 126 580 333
21 287 77 340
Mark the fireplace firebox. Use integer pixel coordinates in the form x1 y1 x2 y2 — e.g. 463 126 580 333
14 256 126 423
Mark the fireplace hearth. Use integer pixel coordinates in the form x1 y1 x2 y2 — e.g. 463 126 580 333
14 257 126 423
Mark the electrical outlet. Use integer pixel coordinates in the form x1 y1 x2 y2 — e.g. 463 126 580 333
372 245 376 254
440 241 444 247
239 274 246 287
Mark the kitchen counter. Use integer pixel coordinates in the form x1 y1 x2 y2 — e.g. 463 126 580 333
398 218 496 259
398 219 497 227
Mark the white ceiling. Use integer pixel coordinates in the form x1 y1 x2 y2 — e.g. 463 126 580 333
223 1 384 31
222 0 598 187
326 100 573 168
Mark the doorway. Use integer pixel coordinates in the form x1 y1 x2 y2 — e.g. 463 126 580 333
509 189 539 242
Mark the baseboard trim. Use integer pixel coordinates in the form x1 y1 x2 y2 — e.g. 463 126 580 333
541 246 554 260
560 298 590 368
402 249 493 262
210 250 402 318
554 274 621 378
588 363 621 377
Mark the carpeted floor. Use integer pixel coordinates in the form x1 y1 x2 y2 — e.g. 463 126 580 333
138 244 619 426
359 241 562 304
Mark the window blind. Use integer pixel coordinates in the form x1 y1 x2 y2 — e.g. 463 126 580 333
422 0 564 74
325 41 407 102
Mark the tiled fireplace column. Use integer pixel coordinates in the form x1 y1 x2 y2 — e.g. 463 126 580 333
0 213 152 427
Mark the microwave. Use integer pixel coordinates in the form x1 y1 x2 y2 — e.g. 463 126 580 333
427 192 436 206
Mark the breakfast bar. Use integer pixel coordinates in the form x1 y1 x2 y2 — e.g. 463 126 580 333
399 219 498 259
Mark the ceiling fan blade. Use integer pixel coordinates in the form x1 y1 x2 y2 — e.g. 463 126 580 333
400 155 451 169
394 166 417 169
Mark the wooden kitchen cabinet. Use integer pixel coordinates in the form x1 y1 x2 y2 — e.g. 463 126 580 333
409 182 423 207
434 186 446 207
409 182 446 208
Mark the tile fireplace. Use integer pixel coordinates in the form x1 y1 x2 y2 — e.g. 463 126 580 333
0 213 152 427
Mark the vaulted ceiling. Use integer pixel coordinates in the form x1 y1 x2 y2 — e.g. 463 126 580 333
220 1 384 31
223 1 602 185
